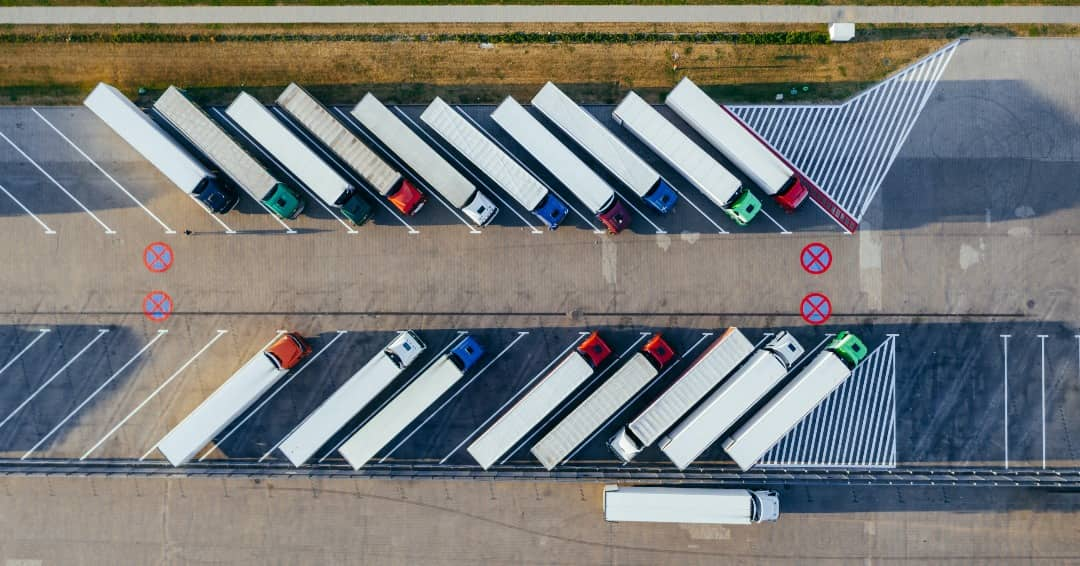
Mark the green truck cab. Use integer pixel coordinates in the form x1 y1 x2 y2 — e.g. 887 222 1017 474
263 182 307 219
723 188 763 226
828 331 868 369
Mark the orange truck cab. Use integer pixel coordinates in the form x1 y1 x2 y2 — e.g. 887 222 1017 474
265 332 312 370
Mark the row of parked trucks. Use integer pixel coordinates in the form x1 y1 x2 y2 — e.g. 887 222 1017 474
83 78 808 233
152 328 868 474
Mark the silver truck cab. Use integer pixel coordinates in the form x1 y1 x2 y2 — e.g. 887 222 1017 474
463 192 499 226
764 331 805 369
385 331 426 369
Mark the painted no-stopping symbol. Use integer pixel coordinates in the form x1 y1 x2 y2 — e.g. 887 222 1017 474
800 242 832 274
144 242 174 273
800 292 831 325
143 291 173 322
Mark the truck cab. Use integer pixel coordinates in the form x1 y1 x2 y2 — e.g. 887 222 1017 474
642 334 676 370
340 192 376 225
774 176 809 211
828 331 868 369
535 193 570 230
384 331 427 369
463 192 499 226
763 331 805 369
264 333 313 370
387 178 426 216
578 332 612 368
723 187 761 226
449 336 485 372
750 490 781 522
643 179 679 214
193 176 240 214
598 199 632 234
264 182 306 219
608 428 643 463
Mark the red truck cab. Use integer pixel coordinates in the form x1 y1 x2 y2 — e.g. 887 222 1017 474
642 334 676 370
265 332 313 370
598 199 632 234
774 176 809 212
388 178 427 216
577 331 613 368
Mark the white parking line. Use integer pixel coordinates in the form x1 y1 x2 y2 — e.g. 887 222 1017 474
1039 334 1048 469
334 107 480 234
81 329 227 460
1001 334 1010 469
190 195 238 234
310 332 468 464
663 179 727 234
393 108 542 235
267 107 419 235
32 109 176 234
0 329 50 378
199 330 348 462
0 182 55 234
498 332 650 466
0 130 116 234
455 108 605 234
757 207 791 234
0 328 109 433
378 331 529 464
440 332 587 465
561 331 713 465
20 329 167 460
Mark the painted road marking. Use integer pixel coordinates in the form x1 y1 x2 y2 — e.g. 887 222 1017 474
661 178 727 234
144 242 174 273
200 330 349 462
0 181 55 234
455 108 605 234
81 330 228 460
335 108 480 234
393 108 542 234
378 332 530 465
800 242 832 274
309 332 469 464
1001 334 1010 469
498 333 650 466
1039 334 1048 469
267 107 418 235
20 329 167 460
190 194 238 234
800 292 832 325
32 108 176 234
0 329 51 379
141 330 285 461
0 329 109 434
561 331 714 465
143 291 173 322
440 332 588 465
0 129 116 234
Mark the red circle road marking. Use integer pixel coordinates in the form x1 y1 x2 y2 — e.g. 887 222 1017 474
143 290 173 322
144 242 174 273
800 242 832 275
800 292 832 325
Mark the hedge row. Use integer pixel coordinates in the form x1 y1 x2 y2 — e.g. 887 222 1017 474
0 30 829 45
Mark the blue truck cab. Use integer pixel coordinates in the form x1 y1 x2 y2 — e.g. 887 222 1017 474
193 175 240 214
642 178 679 214
534 193 571 230
450 336 485 372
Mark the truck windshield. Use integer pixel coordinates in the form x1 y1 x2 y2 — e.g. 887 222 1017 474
749 493 761 522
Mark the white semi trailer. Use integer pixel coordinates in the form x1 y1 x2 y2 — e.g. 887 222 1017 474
350 93 498 226
722 331 869 471
530 82 678 214
490 96 632 234
338 337 485 469
467 332 611 470
660 332 804 470
420 97 569 229
612 91 761 226
152 86 306 220
277 331 426 467
275 83 427 216
84 82 239 213
603 485 780 524
608 327 755 463
225 92 375 225
529 335 674 470
665 77 809 211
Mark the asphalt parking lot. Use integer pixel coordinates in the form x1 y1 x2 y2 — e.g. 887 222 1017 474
0 38 1075 481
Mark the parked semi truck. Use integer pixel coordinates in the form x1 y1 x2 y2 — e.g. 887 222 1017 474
666 78 808 211
156 333 312 466
612 92 761 225
277 331 426 467
604 486 780 524
530 335 674 470
275 83 427 216
467 332 612 469
224 92 375 225
338 337 485 469
350 93 498 226
609 328 755 463
420 97 569 229
491 96 632 234
531 82 678 214
660 332 804 470
83 82 239 214
722 331 869 471
152 86 305 220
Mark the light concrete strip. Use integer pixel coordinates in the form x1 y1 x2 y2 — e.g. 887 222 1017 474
2 5 1080 24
